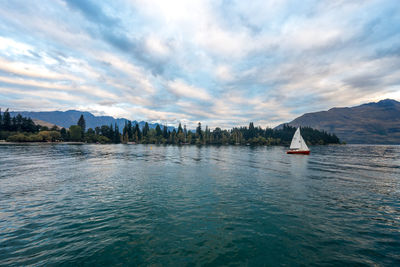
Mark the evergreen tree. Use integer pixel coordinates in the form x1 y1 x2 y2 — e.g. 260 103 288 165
85 128 96 143
177 130 184 144
213 127 222 144
77 115 86 137
100 125 111 139
187 131 193 144
205 125 209 144
11 117 17 131
155 124 162 136
14 116 37 133
248 122 256 139
123 121 128 140
109 124 114 140
163 125 168 139
171 129 177 144
196 122 202 135
134 123 142 141
60 128 68 141
184 125 187 143
15 114 23 131
114 123 120 143
123 131 129 143
196 122 202 143
143 122 149 137
3 109 11 131
127 121 133 140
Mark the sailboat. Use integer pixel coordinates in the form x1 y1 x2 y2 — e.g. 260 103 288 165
287 128 310 155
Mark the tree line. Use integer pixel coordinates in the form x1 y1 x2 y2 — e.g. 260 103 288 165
0 109 38 133
1 110 340 145
0 109 62 142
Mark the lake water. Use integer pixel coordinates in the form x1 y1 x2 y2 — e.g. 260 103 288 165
0 144 399 266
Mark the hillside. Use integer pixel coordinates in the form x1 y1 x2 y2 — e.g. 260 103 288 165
32 119 63 130
277 99 400 144
9 110 174 132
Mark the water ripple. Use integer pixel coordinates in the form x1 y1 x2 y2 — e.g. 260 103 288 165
0 144 399 265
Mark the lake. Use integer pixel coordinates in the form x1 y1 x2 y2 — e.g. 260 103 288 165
0 144 399 266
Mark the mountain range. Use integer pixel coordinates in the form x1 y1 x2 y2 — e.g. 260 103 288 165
277 99 400 144
9 110 175 132
8 99 400 144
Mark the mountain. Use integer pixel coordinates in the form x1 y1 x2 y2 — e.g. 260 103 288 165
276 99 400 144
9 110 175 132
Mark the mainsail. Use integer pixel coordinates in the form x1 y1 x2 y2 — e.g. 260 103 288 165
289 128 309 151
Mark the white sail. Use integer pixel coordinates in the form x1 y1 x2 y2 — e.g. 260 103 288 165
299 133 309 151
289 128 309 151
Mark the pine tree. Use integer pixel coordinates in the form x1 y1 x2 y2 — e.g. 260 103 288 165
248 122 255 139
60 128 68 141
123 132 129 144
205 125 209 144
127 121 133 140
143 122 149 137
15 114 23 131
77 115 86 137
11 117 17 131
184 125 187 143
155 124 162 136
163 125 168 139
196 122 202 143
114 123 120 143
134 123 142 141
109 124 114 140
3 109 11 131
123 121 128 140
171 129 177 144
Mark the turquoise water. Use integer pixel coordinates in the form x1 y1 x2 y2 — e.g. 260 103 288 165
0 144 399 266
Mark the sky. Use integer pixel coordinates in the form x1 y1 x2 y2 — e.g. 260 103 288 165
0 0 399 128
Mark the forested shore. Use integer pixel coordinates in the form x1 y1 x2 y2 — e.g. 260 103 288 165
0 109 340 145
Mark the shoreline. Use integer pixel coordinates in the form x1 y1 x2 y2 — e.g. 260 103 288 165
0 141 292 146
0 141 85 145
1 141 397 146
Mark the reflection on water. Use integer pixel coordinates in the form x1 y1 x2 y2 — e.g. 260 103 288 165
0 144 399 266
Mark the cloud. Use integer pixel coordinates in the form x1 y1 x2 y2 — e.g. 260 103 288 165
0 0 399 128
63 0 118 26
144 35 171 58
215 65 234 81
167 79 212 101
0 87 85 103
0 57 78 81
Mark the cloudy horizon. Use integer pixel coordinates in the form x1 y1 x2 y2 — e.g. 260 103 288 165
1 0 399 128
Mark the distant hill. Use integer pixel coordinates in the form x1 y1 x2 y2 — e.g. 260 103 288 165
276 99 400 144
32 119 63 130
9 110 175 133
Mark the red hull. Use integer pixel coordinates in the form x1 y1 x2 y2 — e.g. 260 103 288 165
286 150 310 155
